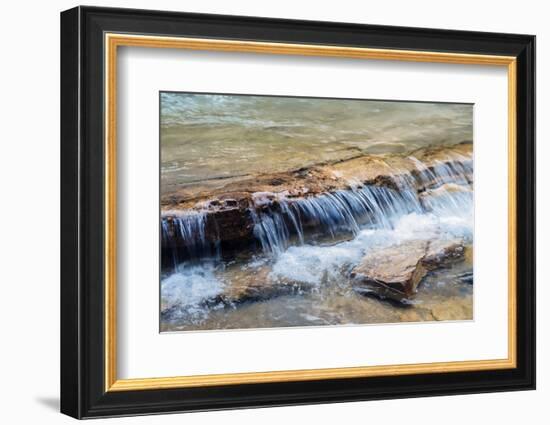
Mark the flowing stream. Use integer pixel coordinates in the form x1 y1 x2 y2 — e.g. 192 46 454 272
160 154 474 332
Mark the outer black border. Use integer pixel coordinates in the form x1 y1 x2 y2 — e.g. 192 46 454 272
60 6 536 419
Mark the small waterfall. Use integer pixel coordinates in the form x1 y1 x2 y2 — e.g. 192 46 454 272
250 209 294 256
408 155 472 189
161 212 219 269
250 153 472 257
162 154 473 264
251 184 424 257
420 189 473 218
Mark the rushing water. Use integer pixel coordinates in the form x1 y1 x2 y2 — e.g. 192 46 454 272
249 185 422 258
161 153 473 267
159 93 473 332
161 199 473 331
160 164 473 331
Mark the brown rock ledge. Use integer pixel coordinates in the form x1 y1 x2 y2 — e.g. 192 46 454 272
161 143 472 261
162 142 472 210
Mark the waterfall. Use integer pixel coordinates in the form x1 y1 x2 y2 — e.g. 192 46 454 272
420 189 473 218
250 209 294 256
162 154 473 264
408 155 473 189
161 212 220 270
250 184 424 257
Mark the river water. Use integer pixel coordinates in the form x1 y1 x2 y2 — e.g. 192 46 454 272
161 92 472 197
161 210 474 332
160 92 473 332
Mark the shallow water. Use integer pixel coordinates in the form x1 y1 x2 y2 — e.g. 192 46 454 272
161 205 474 332
161 264 473 332
161 269 473 332
159 92 474 332
160 93 472 196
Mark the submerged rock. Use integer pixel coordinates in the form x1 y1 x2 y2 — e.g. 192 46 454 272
218 266 309 305
351 238 465 302
429 297 473 321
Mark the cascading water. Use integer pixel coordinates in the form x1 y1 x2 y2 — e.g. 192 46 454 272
249 155 472 258
161 154 473 264
408 155 473 189
161 212 220 270
250 184 425 258
159 91 477 331
250 209 293 256
160 153 474 330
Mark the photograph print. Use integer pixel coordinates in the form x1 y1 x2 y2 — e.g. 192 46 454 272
160 92 474 332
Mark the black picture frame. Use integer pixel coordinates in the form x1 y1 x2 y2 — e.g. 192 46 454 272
61 5 535 419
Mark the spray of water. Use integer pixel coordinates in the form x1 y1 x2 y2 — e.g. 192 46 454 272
160 154 473 326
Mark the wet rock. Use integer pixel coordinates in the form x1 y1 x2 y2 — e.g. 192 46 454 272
422 182 470 196
161 142 473 210
351 238 465 302
456 271 473 285
161 143 472 264
463 245 473 266
419 183 472 211
423 238 465 270
219 266 305 304
351 240 429 302
160 205 257 270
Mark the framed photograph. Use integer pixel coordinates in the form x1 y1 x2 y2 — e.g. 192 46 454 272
60 6 535 419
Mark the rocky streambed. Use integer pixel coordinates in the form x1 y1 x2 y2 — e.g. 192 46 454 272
160 142 474 331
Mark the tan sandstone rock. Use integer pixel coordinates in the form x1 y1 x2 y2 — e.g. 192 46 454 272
351 240 429 301
351 238 465 302
423 239 465 270
219 266 305 305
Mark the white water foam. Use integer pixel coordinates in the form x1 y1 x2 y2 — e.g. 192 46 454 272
161 264 225 321
270 198 472 287
161 172 473 327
